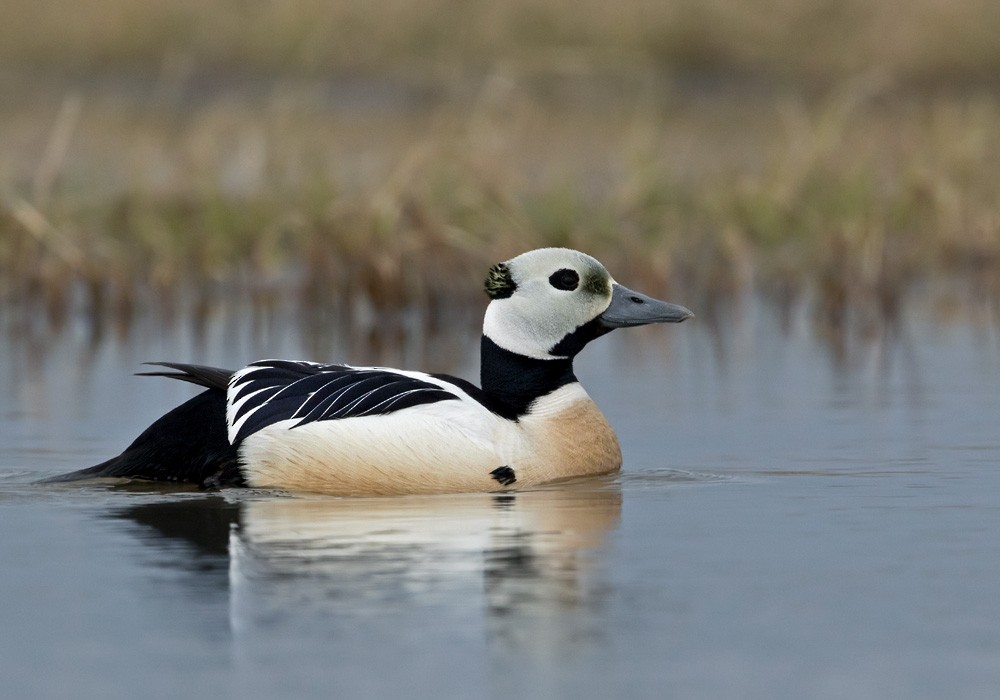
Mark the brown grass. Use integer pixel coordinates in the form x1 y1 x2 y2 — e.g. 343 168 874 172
1 0 1000 336
4 0 1000 85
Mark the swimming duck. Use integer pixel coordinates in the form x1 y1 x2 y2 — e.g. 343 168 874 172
55 248 692 495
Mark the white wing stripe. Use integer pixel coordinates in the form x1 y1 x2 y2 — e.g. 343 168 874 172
356 388 431 416
225 361 482 444
290 390 320 419
294 381 369 424
227 385 277 441
330 384 388 418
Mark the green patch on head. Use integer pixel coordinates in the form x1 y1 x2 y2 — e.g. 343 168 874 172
583 270 611 297
484 262 517 299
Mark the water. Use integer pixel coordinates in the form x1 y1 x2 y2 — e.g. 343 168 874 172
2 293 999 699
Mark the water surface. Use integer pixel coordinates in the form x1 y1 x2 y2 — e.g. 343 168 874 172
1 295 998 699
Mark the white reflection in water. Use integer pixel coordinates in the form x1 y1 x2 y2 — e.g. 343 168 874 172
228 483 620 650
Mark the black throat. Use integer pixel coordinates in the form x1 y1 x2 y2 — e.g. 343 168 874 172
479 336 577 418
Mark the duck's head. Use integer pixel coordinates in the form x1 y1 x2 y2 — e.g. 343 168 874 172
483 248 693 360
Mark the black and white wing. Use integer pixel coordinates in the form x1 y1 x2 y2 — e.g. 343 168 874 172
226 360 461 444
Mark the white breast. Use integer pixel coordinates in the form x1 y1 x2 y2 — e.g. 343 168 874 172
237 379 619 496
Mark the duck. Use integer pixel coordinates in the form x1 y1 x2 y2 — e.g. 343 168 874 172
52 248 692 496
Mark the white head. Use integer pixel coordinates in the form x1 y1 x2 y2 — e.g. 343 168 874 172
483 248 693 360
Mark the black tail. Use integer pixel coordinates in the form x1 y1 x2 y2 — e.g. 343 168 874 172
47 364 244 488
135 362 233 391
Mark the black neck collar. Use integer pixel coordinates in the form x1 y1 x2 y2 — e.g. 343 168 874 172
479 336 577 417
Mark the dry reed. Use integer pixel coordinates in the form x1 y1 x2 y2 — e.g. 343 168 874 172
2 0 1000 337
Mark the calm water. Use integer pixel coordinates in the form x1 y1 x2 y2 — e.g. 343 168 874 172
1 293 999 699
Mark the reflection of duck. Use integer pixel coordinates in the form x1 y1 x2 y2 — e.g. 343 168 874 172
111 484 621 654
230 483 621 621
56 249 691 496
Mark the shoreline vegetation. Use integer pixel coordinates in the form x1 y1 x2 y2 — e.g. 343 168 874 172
2 0 1000 338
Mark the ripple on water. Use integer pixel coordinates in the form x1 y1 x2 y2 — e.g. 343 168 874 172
0 469 43 504
0 468 37 483
620 468 734 488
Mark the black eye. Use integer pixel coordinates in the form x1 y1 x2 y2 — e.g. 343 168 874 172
548 268 580 291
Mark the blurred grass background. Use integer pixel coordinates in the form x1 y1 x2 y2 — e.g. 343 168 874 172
2 0 1000 334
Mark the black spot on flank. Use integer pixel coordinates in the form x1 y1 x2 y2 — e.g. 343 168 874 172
548 268 579 291
484 262 517 299
490 466 517 486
